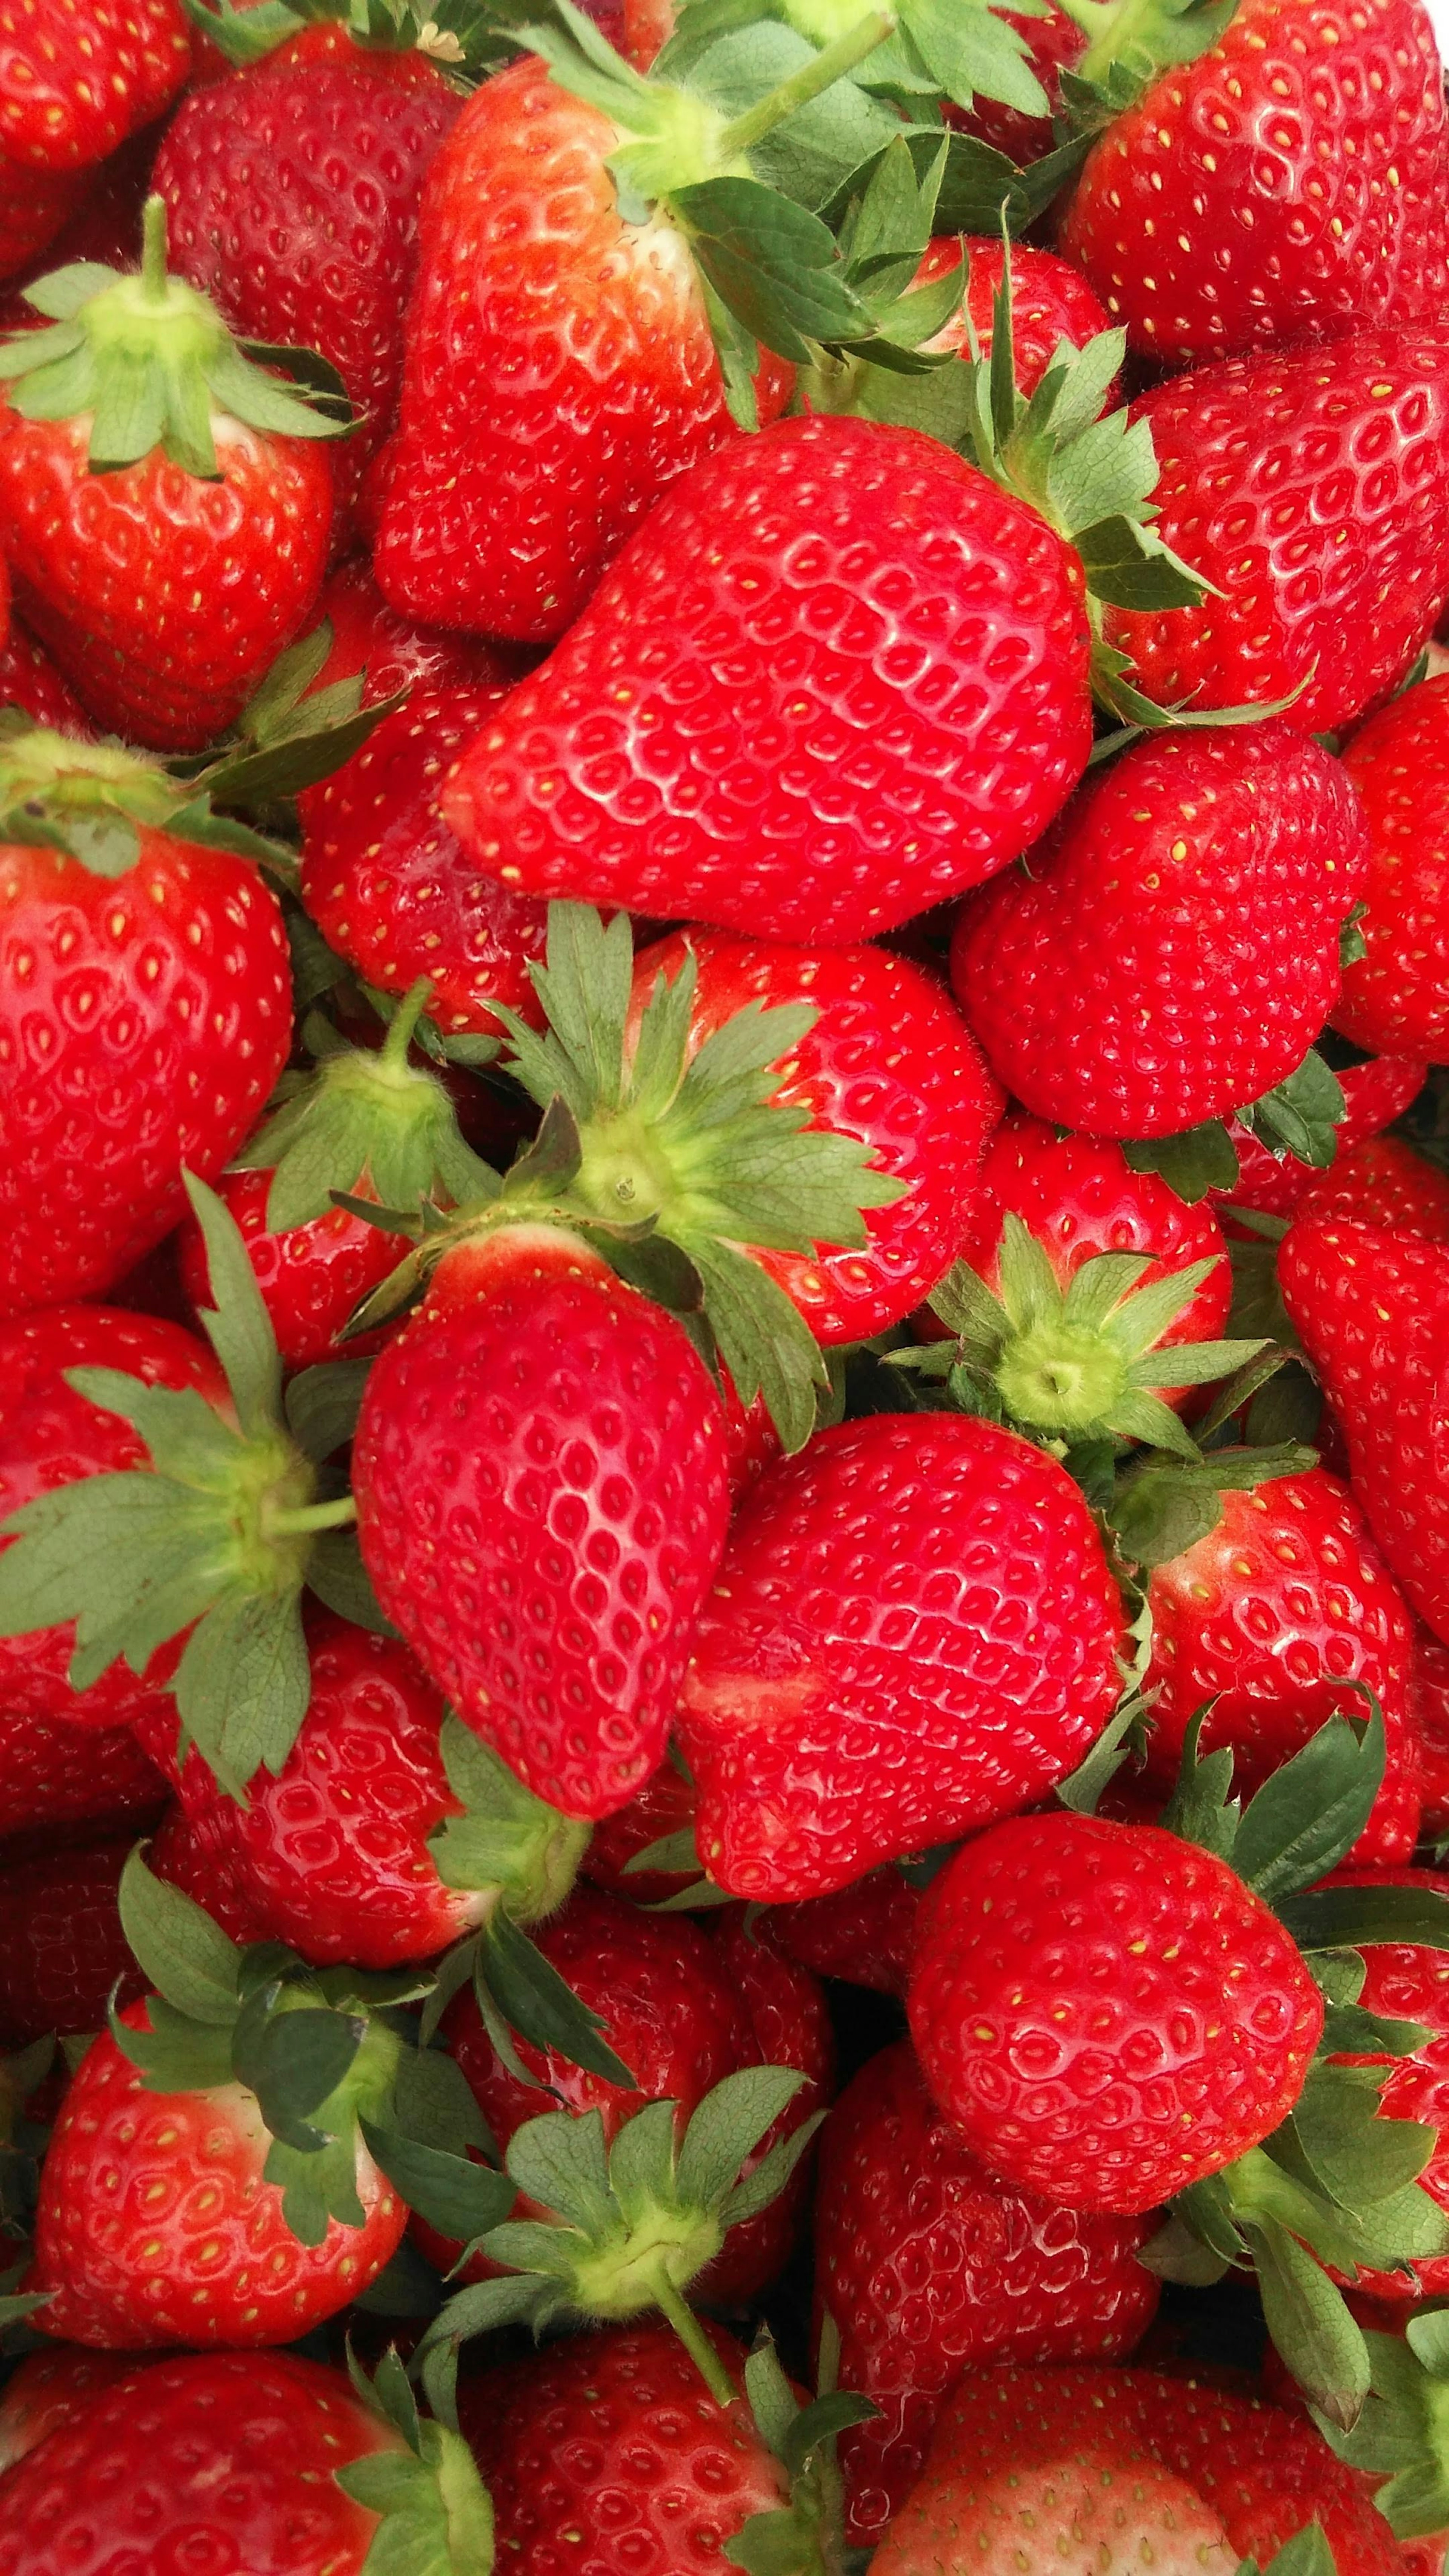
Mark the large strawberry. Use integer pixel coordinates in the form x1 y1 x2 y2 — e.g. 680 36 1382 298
1101 327 1449 735
952 722 1368 1145
0 197 343 747
0 0 189 283
0 728 293 1313
0 2350 491 2573
1280 1216 1449 1642
675 1412 1126 1902
1334 673 1449 1059
815 2038 1160 2544
1058 0 1449 367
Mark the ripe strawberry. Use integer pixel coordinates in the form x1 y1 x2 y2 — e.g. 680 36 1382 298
676 1413 1126 1902
952 722 1368 1140
1058 0 1449 367
1101 328 1449 734
1143 1469 1423 1862
1295 1135 1449 1241
0 735 292 1313
308 557 520 710
908 1812 1323 2211
1280 1216 1449 1642
0 1707 165 1847
772 1866 923 1999
815 2039 1161 2545
0 1838 141 2047
1417 1625 1449 1838
148 1792 271 1944
0 162 89 289
153 32 462 483
1334 674 1449 1058
175 1166 405 1372
1218 1054 1429 1220
353 1224 732 1820
0 2349 488 2572
0 198 342 749
299 686 549 1040
0 0 189 281
442 412 1095 943
918 235 1112 398
581 1757 701 1902
0 118 154 320
875 2365 1403 2576
0 1305 227 1728
0 2349 147 2473
0 615 91 733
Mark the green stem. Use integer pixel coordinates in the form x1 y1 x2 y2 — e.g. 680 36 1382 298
717 8 895 154
648 2265 738 2411
265 1494 358 1537
140 194 169 303
1062 0 1154 83
381 978 436 1071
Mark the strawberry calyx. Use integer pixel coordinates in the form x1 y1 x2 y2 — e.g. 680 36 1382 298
340 2347 497 2576
411 2065 824 2408
0 1176 378 1799
1050 0 1236 127
181 0 504 73
720 2328 875 2576
0 195 351 481
0 716 297 881
1310 2310 1449 2541
115 1849 517 2252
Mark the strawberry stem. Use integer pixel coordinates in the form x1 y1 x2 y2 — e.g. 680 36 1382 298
139 194 170 304
264 1494 359 1537
380 978 437 1072
716 8 896 153
648 2264 738 2411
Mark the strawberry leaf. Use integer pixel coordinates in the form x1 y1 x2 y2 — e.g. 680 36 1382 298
1231 1702 1387 1905
118 1849 243 2026
1242 2216 1370 2433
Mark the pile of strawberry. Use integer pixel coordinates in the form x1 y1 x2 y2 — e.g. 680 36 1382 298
4 0 1449 2564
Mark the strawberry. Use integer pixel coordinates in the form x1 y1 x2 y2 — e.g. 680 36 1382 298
307 557 520 710
952 722 1368 1144
0 615 91 734
583 1759 702 1902
1218 1055 1429 1221
299 686 549 1041
0 1838 141 2047
1101 328 1449 735
0 2348 147 2473
175 1165 406 1371
771 1867 923 1999
814 2038 1161 2545
1315 1865 1449 2302
1280 1216 1449 1642
0 733 293 1315
1143 1468 1423 1864
947 2 1086 160
152 28 463 481
149 1792 272 1944
354 1223 731 1820
0 1707 166 1847
1295 1135 1449 1241
1417 1625 1449 1839
0 162 89 291
1334 673 1449 1059
907 1810 1323 2212
0 197 343 749
875 2364 1403 2576
0 0 189 281
1057 0 1449 368
917 234 1113 398
441 411 1096 943
0 2348 491 2572
675 1412 1126 1902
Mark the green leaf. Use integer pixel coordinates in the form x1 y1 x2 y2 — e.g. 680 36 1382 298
1122 1123 1241 1203
183 1172 284 1441
117 1848 242 2027
1156 1709 1239 1861
503 2107 615 2240
1244 2217 1369 2431
480 1911 637 2090
1287 2061 1435 2213
1281 1885 1449 1954
173 1583 313 1798
671 176 874 363
305 1530 397 1638
675 2065 805 2211
1055 1693 1149 1817
1233 1707 1386 1906
360 2120 516 2245
285 1361 374 1463
1238 1050 1346 1172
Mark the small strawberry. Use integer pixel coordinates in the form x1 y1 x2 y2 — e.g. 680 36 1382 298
1102 328 1449 735
298 686 548 1041
0 2348 491 2573
947 2 1086 160
0 196 343 748
307 557 521 710
771 1868 923 1999
675 1412 1126 1902
0 1707 166 1847
1334 673 1449 1059
1143 1468 1423 1864
1280 1216 1449 1643
815 2039 1161 2545
0 726 293 1313
1057 0 1449 367
1295 1135 1449 1241
0 1838 141 2048
918 234 1113 398
1218 1055 1429 1221
953 722 1369 1144
0 0 189 281
175 1167 405 1372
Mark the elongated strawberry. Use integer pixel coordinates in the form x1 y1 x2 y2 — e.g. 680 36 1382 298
1103 328 1449 734
0 1839 140 2047
1219 1055 1429 1221
815 2039 1161 2544
953 722 1368 1143
1143 1469 1423 1862
353 1223 732 1821
0 729 292 1314
1334 674 1449 1059
1280 1216 1449 1642
0 0 189 283
0 197 342 748
676 1412 1126 1902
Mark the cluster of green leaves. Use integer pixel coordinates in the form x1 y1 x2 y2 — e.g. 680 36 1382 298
341 2347 499 2576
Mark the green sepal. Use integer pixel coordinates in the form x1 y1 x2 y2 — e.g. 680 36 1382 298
1311 2314 1449 2540
1235 1049 1347 1173
1282 1884 1449 1956
191 620 406 809
1050 0 1239 129
340 2345 497 2576
1106 1440 1317 1568
725 2329 875 2576
1158 1701 1391 1905
1122 1123 1242 1204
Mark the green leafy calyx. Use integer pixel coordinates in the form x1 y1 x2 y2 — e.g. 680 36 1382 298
341 2347 497 2576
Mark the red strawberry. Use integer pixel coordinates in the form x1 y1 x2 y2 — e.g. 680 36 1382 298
441 412 1094 944
1101 328 1449 735
876 2365 1402 2576
0 160 89 288
676 1413 1126 1902
1295 1134 1449 1241
153 32 461 483
620 930 1001 1346
0 1838 141 2046
0 118 155 319
946 3 1086 161
907 1811 1324 2211
0 614 91 733
0 745 292 1313
371 52 792 641
299 686 549 1040
952 723 1368 1139
307 556 521 710
175 1166 405 1372
771 1866 923 2000
0 2349 148 2474
0 1707 165 1847
1417 1625 1449 1838
0 198 341 749
1335 673 1449 1058
581 1758 702 1903
1280 1216 1449 1642
1143 1468 1423 1862
0 0 188 281
1058 0 1449 367
1316 1865 1449 2301
918 235 1113 399
148 1792 271 1945
0 2350 485 2573
1217 1053 1428 1220
815 2039 1161 2545
353 1224 732 1820
0 1306 227 1727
